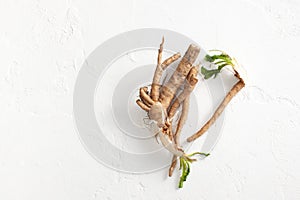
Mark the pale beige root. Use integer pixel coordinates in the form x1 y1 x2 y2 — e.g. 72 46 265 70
158 122 185 157
150 37 164 102
162 122 173 140
168 66 199 119
167 97 190 177
159 44 200 109
168 155 177 177
139 87 152 107
161 53 181 70
150 52 182 102
135 42 203 164
174 96 190 146
150 38 181 102
187 80 245 142
139 87 154 106
167 66 198 173
148 102 165 128
136 99 150 111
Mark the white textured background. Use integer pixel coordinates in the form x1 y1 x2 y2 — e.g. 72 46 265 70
1 0 300 199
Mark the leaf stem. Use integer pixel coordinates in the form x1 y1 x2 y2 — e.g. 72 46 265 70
178 152 210 188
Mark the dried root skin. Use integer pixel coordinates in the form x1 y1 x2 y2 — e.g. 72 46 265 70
151 53 182 102
168 66 198 119
136 100 150 111
159 126 184 157
168 155 177 177
161 53 181 70
159 45 200 109
139 87 152 107
148 102 165 128
140 87 154 106
187 80 245 142
150 37 164 102
174 96 190 146
151 54 181 102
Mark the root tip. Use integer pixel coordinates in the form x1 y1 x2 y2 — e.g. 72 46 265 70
187 137 193 142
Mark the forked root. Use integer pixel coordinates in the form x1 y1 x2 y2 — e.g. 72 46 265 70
168 66 198 119
150 37 181 102
136 100 150 111
158 44 200 109
140 87 154 106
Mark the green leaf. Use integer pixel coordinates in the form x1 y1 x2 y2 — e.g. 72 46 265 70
177 152 211 188
215 54 233 66
179 179 183 188
205 53 233 66
214 60 227 65
179 157 183 170
202 51 235 80
184 162 190 181
178 158 186 188
178 158 193 188
204 54 214 62
217 63 228 71
201 67 220 79
188 152 210 157
178 158 190 188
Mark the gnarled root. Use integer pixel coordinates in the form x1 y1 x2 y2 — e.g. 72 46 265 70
159 45 200 108
168 66 199 119
150 37 181 101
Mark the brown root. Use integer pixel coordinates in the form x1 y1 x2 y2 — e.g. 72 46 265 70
187 79 245 142
136 100 150 111
161 53 181 70
139 87 151 107
168 155 177 177
150 37 165 102
168 66 198 119
174 96 190 146
159 44 200 109
140 87 154 106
